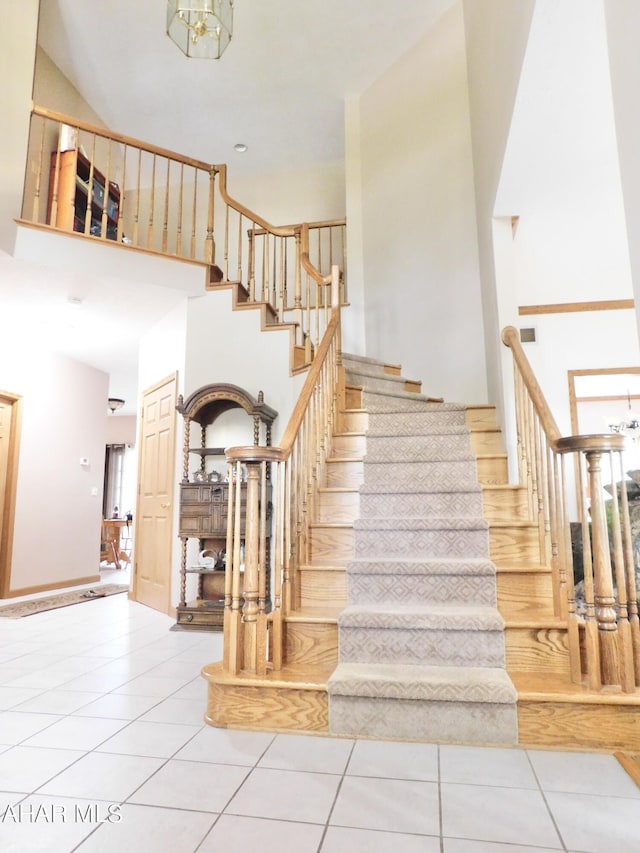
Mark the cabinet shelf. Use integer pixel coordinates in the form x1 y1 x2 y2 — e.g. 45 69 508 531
48 149 120 241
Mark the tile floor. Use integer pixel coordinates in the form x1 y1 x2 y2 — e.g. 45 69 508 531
0 582 639 852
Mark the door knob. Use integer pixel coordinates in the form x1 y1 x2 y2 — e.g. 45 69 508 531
160 502 171 509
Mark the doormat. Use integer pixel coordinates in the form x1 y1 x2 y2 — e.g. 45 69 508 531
0 584 129 618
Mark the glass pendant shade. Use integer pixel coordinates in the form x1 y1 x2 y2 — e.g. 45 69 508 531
167 0 233 59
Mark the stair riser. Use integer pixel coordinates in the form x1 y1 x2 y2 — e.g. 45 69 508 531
517 700 640 751
497 572 556 619
359 492 483 519
362 460 479 490
466 407 498 429
309 526 353 566
330 696 517 745
347 574 497 606
342 356 399 378
362 393 432 413
298 569 346 608
346 372 419 396
482 487 530 521
476 456 508 485
317 491 360 523
338 410 368 432
332 435 366 457
367 412 467 432
505 627 570 675
470 430 504 454
326 460 363 488
207 682 328 733
354 529 489 559
365 434 472 460
339 626 506 668
284 622 338 666
345 387 362 409
490 527 541 565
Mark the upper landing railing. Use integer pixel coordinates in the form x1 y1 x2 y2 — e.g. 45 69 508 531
21 105 346 354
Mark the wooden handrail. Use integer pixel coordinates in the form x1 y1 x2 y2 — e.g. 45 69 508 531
501 326 562 445
32 104 214 172
216 163 297 239
300 222 331 286
502 324 640 692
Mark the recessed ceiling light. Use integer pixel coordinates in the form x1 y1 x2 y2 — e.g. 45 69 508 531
234 143 248 153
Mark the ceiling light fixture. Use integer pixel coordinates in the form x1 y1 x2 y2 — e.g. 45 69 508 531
167 0 233 59
234 143 247 153
107 398 125 414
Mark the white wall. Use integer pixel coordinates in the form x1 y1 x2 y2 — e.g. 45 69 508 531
463 0 536 409
0 347 108 595
604 0 640 344
1 0 39 254
356 2 487 402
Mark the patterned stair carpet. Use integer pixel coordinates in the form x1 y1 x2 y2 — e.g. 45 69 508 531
328 354 518 745
0 584 129 618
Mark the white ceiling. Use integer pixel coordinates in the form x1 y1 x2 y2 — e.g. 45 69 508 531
38 0 455 177
9 0 454 414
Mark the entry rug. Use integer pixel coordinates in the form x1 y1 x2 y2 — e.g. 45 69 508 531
0 584 129 618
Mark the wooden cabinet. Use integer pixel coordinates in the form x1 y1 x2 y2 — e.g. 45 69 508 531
173 384 277 632
48 149 120 240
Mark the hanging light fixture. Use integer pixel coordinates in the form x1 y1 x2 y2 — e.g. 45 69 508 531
605 391 640 442
107 398 125 415
167 1 233 59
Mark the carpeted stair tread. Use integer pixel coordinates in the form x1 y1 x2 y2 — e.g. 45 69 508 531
346 557 496 576
366 423 471 437
338 603 505 631
328 662 518 704
361 390 447 409
354 517 488 532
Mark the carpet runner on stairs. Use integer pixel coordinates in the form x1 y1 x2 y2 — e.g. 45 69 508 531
327 354 518 744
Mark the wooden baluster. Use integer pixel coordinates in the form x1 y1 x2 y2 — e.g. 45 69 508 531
272 459 284 670
271 235 277 310
146 154 156 250
559 452 582 682
189 169 198 260
236 212 243 283
133 148 142 247
230 462 244 673
585 448 620 686
116 144 127 244
257 461 268 664
162 158 170 254
294 230 302 310
608 451 635 691
176 162 184 257
577 453 601 688
248 225 255 300
242 461 261 674
340 225 346 303
100 139 112 240
280 235 287 318
619 466 640 684
32 115 47 223
205 167 215 264
84 134 97 236
223 200 229 280
263 232 269 303
49 123 63 228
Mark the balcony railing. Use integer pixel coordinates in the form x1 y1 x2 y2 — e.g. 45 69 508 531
22 105 346 355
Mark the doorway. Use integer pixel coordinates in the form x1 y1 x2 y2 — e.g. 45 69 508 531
132 373 178 614
0 392 22 598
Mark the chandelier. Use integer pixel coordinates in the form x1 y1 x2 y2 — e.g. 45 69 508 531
606 392 640 441
167 1 233 59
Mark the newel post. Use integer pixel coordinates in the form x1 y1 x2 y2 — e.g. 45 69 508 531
584 447 621 686
204 166 216 264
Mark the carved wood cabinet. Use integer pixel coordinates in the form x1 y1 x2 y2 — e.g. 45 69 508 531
173 384 277 632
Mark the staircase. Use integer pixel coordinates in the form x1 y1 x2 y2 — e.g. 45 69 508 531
204 349 640 751
327 354 518 744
